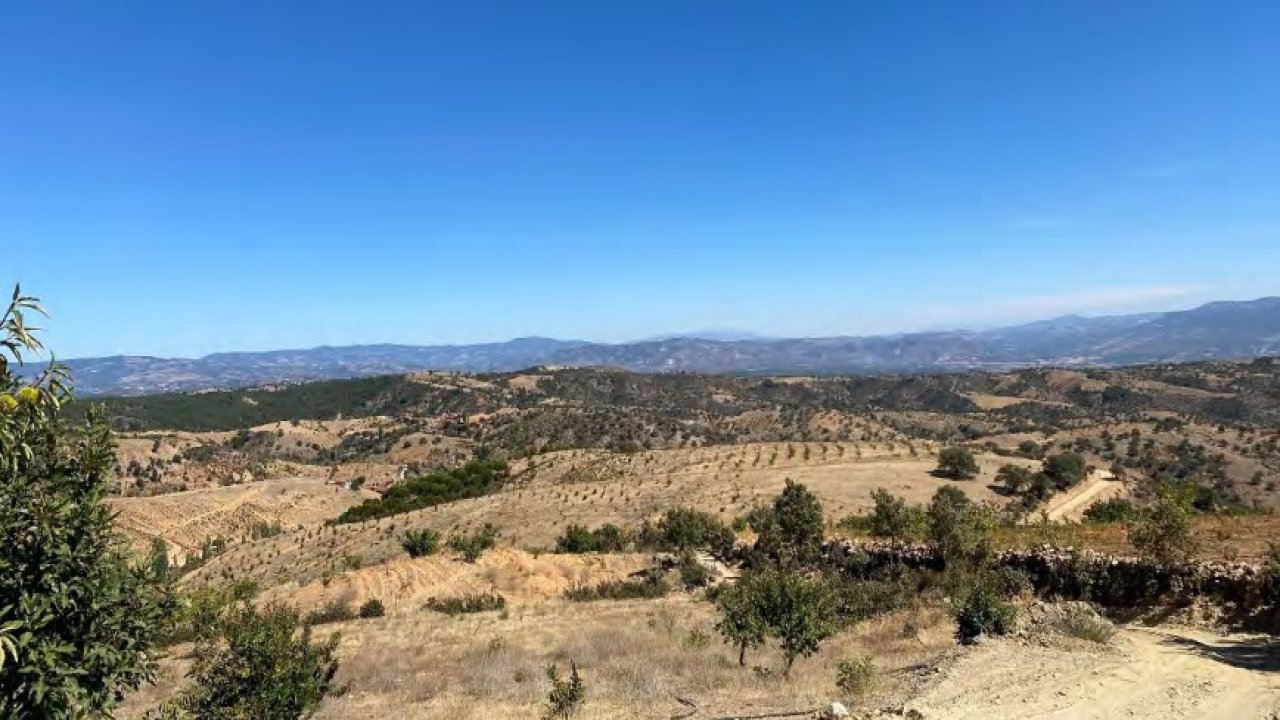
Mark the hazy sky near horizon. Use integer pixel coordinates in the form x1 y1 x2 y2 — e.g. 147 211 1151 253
3 2 1278 358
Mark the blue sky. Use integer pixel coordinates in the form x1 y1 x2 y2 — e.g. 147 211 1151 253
2 1 1277 358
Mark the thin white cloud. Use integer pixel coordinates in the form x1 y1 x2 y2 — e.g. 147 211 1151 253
888 284 1213 334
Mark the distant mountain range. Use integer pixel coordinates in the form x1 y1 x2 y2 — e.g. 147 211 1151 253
34 296 1280 396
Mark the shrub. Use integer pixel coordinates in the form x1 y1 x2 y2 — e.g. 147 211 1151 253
994 464 1034 494
335 459 510 524
636 507 735 558
424 593 507 615
935 447 979 480
954 585 1016 644
401 528 441 558
448 524 499 562
750 480 825 567
866 488 926 541
715 573 769 666
835 655 876 698
358 599 386 619
927 486 993 570
167 602 339 719
677 553 713 588
564 577 669 602
544 662 585 719
1042 453 1088 490
304 599 355 626
0 288 174 718
1129 487 1198 565
555 523 630 554
555 524 596 554
1082 498 1140 524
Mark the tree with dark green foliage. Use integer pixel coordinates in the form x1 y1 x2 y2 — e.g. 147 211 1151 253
1042 452 1088 490
953 583 1017 644
994 464 1034 495
636 507 736 558
0 287 174 718
401 528 441 557
336 459 510 524
927 486 993 571
749 479 825 567
935 447 980 480
715 572 769 666
358 599 386 619
166 602 340 719
867 488 926 541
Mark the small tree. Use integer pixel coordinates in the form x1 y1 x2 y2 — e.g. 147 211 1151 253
750 479 825 567
401 528 441 558
935 447 979 480
555 524 596 553
867 488 925 540
544 662 585 719
761 569 837 676
448 524 499 562
715 574 768 666
994 464 1033 495
170 602 340 719
927 486 993 571
1129 486 1198 565
358 598 386 619
1042 453 1088 490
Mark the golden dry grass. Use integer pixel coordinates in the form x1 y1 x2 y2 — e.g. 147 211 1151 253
180 443 1029 591
120 595 955 720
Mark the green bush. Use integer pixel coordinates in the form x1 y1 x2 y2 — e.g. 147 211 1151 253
401 528 442 557
954 585 1016 644
866 488 926 541
564 576 669 602
304 599 355 626
835 655 876 698
1082 498 1140 524
0 288 174 718
749 480 826 567
1129 486 1198 565
636 507 735 558
1042 453 1088 490
448 524 499 562
544 662 586 719
935 447 979 480
927 486 993 570
424 593 507 615
555 523 630 554
358 599 386 619
165 602 339 719
677 553 712 589
335 460 510 524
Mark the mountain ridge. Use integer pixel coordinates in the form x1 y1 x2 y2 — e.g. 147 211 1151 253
41 296 1280 395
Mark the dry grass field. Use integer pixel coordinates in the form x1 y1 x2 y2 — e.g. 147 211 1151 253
178 443 1037 592
121 595 958 720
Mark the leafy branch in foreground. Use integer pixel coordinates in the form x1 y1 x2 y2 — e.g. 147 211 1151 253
1 285 175 719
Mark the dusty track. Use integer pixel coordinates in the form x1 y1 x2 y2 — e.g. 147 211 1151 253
907 626 1280 719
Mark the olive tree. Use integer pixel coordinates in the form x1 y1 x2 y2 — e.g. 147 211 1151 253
0 286 174 718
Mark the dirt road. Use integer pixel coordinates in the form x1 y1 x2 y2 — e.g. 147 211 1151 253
903 626 1280 719
1031 470 1123 523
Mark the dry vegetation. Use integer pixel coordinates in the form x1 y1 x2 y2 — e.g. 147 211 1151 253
102 360 1280 718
